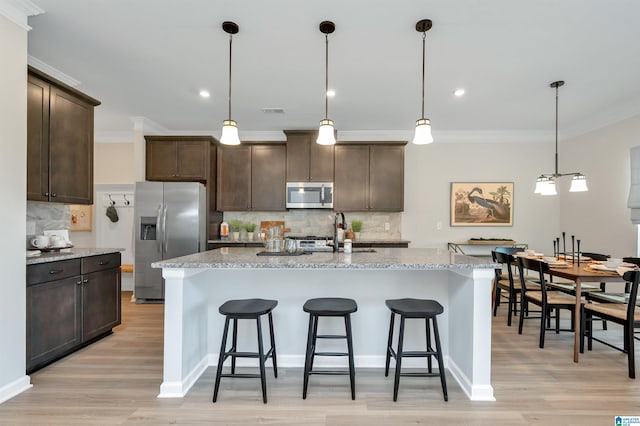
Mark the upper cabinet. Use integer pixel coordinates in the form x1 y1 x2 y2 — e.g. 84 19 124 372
334 142 405 212
285 130 334 182
27 67 100 204
217 144 286 211
145 136 211 181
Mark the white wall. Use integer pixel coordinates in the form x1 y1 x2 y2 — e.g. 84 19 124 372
560 115 640 257
0 14 31 403
402 139 561 253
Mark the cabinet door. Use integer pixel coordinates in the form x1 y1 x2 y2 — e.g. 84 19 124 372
146 140 178 180
27 75 50 202
27 276 82 372
286 133 310 181
369 145 404 211
177 141 208 180
309 142 334 182
334 145 370 211
82 268 121 341
48 87 94 204
251 145 286 211
217 145 251 211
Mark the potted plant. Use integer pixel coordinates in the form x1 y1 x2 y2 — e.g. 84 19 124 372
351 220 363 240
245 223 256 241
228 219 243 241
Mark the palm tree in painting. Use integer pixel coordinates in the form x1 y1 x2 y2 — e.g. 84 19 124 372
490 185 511 204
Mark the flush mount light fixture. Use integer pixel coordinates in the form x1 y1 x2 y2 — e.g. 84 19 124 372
453 88 465 97
220 21 240 146
199 90 211 98
534 81 588 195
316 20 336 146
413 19 434 145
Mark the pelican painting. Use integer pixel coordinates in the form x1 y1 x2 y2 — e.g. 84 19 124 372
451 182 513 226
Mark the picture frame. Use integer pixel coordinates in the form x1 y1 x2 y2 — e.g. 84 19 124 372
69 204 93 232
451 182 513 226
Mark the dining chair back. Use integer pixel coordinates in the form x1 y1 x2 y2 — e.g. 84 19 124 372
582 270 640 378
581 252 610 262
494 246 521 255
493 251 519 326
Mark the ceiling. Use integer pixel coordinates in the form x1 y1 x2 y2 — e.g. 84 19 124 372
26 0 640 142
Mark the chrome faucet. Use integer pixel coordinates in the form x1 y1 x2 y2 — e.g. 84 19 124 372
332 212 346 252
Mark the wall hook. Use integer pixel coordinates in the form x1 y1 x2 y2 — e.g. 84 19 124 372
108 194 115 206
123 194 130 206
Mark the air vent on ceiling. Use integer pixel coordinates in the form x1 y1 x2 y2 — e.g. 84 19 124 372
261 108 285 114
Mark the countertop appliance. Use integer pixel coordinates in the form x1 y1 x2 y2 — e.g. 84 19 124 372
286 182 333 208
290 236 333 251
134 182 206 302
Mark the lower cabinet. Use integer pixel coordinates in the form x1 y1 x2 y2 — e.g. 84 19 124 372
26 253 121 372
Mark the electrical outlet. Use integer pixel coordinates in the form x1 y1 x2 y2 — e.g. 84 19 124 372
436 221 442 230
384 222 390 231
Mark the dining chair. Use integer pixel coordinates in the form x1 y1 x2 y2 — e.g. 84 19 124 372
517 256 582 348
581 270 640 378
493 251 539 326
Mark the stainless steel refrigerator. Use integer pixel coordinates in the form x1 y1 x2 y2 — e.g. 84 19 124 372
134 181 206 302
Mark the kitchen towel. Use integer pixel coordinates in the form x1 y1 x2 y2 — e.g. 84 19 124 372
106 205 119 222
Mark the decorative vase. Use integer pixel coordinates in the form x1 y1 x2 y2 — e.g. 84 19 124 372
232 231 240 241
354 232 361 241
247 232 254 241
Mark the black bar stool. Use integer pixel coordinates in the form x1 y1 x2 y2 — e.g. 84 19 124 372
302 297 357 400
384 298 448 401
212 298 278 404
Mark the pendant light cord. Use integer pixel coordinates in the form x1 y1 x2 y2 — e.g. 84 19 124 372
421 31 426 118
228 33 233 121
324 33 329 119
554 83 559 175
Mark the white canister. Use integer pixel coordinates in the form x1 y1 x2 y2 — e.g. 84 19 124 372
344 239 352 253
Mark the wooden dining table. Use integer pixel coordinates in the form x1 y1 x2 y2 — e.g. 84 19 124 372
547 263 625 362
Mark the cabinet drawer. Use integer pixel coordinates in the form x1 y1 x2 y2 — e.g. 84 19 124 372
27 259 81 286
82 253 121 275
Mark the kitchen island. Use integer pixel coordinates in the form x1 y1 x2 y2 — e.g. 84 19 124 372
152 247 497 401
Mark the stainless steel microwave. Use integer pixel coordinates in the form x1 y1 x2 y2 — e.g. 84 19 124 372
286 182 333 208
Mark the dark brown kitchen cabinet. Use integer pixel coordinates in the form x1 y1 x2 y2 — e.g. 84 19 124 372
217 143 286 211
334 143 405 212
145 137 210 181
27 67 100 205
26 253 121 373
284 130 334 182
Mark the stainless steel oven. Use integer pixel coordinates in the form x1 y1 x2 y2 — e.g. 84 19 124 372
286 182 333 209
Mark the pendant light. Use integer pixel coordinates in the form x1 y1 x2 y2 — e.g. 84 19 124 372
413 19 433 145
534 81 588 195
220 21 240 146
316 21 336 146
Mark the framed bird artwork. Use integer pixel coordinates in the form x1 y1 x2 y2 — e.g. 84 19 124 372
451 182 513 226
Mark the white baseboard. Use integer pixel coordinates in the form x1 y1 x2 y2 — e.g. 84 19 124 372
0 375 32 405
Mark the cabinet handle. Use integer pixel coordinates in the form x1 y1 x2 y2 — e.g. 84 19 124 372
51 193 57 197
76 280 82 285
99 261 110 265
48 269 63 275
44 192 49 196
83 279 89 283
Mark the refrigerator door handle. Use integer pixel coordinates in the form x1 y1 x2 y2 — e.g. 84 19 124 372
162 204 168 253
156 204 162 253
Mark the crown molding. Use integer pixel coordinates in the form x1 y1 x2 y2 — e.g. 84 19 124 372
28 55 80 87
0 0 42 30
563 98 640 140
129 116 169 134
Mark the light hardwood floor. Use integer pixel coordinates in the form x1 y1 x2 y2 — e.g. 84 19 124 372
1 291 639 425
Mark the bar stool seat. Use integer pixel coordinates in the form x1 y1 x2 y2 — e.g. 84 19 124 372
385 298 448 402
302 297 357 400
213 298 278 404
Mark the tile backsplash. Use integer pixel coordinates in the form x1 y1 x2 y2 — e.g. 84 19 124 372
224 210 402 240
27 201 70 236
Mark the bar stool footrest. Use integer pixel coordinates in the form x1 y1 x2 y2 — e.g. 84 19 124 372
317 334 347 339
314 351 348 357
309 370 350 376
400 372 442 377
220 373 261 379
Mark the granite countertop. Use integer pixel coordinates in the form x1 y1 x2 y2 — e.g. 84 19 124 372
207 239 411 245
153 247 497 270
27 248 123 265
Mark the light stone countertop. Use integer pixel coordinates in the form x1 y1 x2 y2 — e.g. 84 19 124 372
27 248 123 265
152 247 498 270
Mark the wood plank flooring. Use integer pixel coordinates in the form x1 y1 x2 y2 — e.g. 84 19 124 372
1 291 639 425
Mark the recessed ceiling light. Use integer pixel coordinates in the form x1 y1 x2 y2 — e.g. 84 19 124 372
327 89 336 97
453 88 465 97
199 90 210 98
